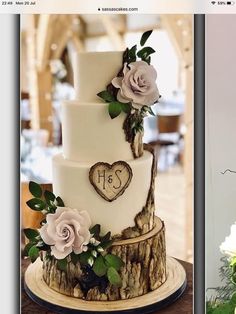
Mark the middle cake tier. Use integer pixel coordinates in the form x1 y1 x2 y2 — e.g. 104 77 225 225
52 151 153 236
61 101 133 163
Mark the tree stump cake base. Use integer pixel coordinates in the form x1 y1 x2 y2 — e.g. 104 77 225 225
42 217 166 301
24 256 187 313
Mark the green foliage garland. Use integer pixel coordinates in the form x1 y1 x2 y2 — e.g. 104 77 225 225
23 181 125 288
97 30 157 122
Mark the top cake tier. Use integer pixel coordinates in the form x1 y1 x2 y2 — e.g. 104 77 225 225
73 51 123 102
61 51 135 163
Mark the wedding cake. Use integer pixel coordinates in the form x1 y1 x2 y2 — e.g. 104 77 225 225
24 31 168 302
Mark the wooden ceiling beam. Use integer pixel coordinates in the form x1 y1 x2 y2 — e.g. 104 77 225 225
26 14 40 130
51 29 71 59
100 15 125 50
36 14 55 72
161 14 192 66
70 32 85 52
77 15 87 39
161 15 184 60
119 15 127 34
65 15 85 53
50 15 73 59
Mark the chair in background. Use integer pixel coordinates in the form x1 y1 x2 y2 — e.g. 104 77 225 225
21 183 53 248
149 114 183 170
21 91 31 130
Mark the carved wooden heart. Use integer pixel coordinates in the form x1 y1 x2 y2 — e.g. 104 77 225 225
89 161 133 202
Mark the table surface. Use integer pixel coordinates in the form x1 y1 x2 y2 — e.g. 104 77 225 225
21 258 192 314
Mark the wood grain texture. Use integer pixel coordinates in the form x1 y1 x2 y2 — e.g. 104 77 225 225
89 161 133 202
120 144 157 239
41 217 166 301
88 145 157 241
24 256 187 313
122 113 144 159
131 131 144 159
22 258 192 314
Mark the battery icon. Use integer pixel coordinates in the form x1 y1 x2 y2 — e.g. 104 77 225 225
227 1 235 4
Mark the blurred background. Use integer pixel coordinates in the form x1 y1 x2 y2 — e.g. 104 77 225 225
20 14 193 262
206 15 236 292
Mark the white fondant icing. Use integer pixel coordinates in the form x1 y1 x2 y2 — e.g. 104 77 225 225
73 51 123 102
52 151 153 235
61 101 133 162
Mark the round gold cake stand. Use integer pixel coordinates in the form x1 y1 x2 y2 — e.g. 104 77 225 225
24 257 187 314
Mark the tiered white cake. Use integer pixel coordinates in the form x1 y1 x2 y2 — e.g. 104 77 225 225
43 51 167 301
52 52 154 236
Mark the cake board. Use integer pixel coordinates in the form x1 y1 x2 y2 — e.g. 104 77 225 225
24 257 187 314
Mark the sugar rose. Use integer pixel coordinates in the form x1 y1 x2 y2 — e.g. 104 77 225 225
112 61 160 109
220 222 236 258
40 207 92 259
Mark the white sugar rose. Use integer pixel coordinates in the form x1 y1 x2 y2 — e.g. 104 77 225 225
220 222 236 258
112 61 160 109
40 207 92 259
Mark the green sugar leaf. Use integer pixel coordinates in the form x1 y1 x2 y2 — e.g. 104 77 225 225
146 106 156 116
122 48 129 63
145 56 151 65
70 252 80 265
120 103 131 114
93 255 108 277
140 30 153 46
128 45 137 63
108 102 122 119
23 241 35 257
28 246 39 263
100 240 113 250
104 254 124 271
29 181 42 198
57 258 68 272
56 196 65 207
26 198 46 211
137 47 156 60
90 224 101 238
97 90 115 103
35 242 50 251
24 228 39 240
78 251 92 266
101 231 111 242
44 190 56 205
107 267 122 287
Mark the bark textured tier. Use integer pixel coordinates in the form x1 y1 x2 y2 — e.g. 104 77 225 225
42 217 166 301
120 144 157 239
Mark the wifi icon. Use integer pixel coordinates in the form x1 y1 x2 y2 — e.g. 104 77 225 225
211 1 216 4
